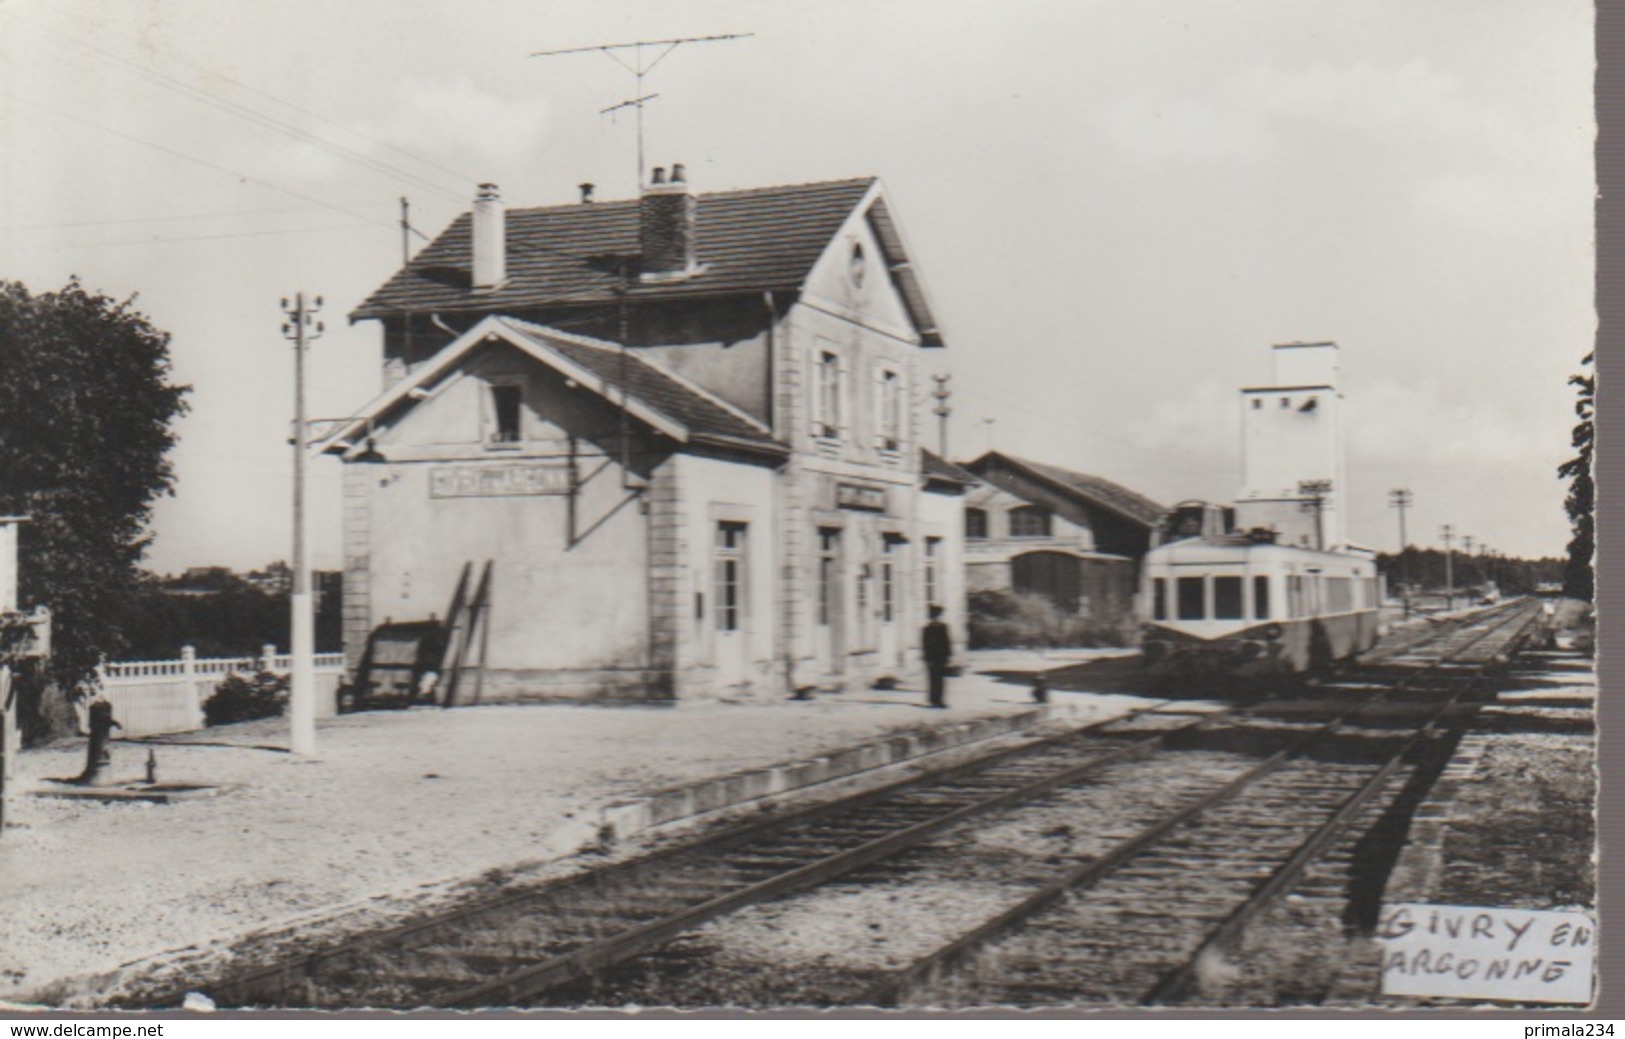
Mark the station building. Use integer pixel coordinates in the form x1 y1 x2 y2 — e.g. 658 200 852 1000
960 452 1163 633
323 170 967 702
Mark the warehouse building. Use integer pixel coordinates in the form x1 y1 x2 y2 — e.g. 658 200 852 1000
961 451 1163 637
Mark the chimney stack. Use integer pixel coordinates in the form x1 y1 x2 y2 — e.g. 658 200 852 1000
471 183 506 290
640 161 697 281
578 182 595 204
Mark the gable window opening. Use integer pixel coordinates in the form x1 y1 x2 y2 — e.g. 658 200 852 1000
488 382 524 445
1009 505 1052 539
965 507 988 540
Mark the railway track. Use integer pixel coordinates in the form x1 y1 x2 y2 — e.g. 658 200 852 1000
137 601 1542 1010
870 599 1544 1008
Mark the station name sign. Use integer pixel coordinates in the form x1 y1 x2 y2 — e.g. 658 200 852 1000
835 483 888 512
431 464 572 498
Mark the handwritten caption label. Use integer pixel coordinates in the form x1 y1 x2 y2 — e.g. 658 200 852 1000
1379 903 1593 1004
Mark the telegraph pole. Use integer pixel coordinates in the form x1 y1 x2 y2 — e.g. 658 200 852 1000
1388 488 1412 553
1389 488 1413 616
931 374 952 458
281 293 323 757
1440 523 1455 612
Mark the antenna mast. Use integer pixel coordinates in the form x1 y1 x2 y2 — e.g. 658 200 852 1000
531 32 752 188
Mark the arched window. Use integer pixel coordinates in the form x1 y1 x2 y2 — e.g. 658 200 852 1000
965 507 988 540
1008 505 1052 539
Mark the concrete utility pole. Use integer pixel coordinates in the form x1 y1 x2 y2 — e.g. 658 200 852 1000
1298 479 1332 551
1440 523 1455 612
1389 488 1413 616
1388 488 1412 553
281 293 323 757
931 374 952 458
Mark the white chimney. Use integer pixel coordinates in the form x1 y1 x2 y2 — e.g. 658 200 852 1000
472 183 506 290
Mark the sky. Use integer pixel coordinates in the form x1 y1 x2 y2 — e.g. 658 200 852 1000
0 0 1595 572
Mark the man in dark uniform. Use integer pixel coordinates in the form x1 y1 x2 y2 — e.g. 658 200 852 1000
922 605 952 709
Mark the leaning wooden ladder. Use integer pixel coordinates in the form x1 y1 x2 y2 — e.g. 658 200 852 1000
438 560 493 708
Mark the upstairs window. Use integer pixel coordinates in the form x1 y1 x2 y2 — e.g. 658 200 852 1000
1009 506 1052 539
813 349 842 439
965 507 988 540
875 367 903 451
487 382 523 445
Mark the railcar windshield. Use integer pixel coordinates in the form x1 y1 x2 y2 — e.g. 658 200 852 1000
1214 576 1243 619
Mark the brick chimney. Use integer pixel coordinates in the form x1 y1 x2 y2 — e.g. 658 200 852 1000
471 183 506 290
640 163 698 281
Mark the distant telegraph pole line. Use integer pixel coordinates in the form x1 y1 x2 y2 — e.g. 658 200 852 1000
531 32 753 187
1440 523 1455 611
281 292 324 758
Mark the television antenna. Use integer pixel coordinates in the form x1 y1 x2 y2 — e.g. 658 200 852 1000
531 32 753 189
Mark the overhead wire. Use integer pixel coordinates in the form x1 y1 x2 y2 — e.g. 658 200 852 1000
0 208 321 234
1 10 474 205
9 94 400 234
34 224 376 251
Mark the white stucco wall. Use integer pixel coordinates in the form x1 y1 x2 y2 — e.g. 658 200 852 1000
671 452 779 699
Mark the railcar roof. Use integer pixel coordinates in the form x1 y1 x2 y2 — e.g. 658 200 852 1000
1149 538 1376 569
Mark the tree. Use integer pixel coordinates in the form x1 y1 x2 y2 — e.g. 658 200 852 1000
1557 352 1594 602
0 278 189 727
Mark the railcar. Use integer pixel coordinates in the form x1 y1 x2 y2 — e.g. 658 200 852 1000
1138 502 1380 676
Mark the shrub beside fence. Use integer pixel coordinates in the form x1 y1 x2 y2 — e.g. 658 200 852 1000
97 646 344 737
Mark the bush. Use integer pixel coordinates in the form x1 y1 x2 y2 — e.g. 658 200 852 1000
204 670 289 726
967 589 1132 649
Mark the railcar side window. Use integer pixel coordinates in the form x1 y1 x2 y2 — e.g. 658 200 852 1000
1214 576 1243 619
1177 577 1205 620
1153 578 1167 621
1253 575 1270 620
1327 576 1353 613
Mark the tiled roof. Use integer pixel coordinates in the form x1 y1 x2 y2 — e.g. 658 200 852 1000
354 178 878 319
499 319 782 454
318 316 786 461
970 452 1166 528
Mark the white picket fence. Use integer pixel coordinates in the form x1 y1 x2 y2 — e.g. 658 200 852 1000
97 646 346 737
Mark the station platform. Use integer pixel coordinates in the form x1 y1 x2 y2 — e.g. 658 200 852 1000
0 648 1155 1007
